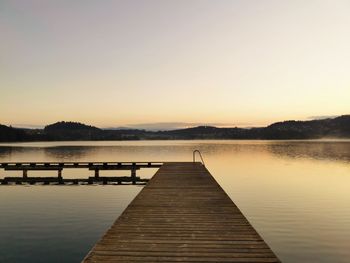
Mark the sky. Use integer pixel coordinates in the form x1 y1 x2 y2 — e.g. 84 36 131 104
1 0 350 129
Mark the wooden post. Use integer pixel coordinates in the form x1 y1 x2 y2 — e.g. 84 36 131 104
58 170 62 179
131 168 136 185
95 169 99 178
58 169 63 184
23 170 28 179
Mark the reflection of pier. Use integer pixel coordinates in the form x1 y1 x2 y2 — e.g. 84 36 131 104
83 162 280 262
0 162 162 185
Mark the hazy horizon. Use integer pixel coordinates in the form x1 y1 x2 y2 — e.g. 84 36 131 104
4 114 346 131
1 1 350 127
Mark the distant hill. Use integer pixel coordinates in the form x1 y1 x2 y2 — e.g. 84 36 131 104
0 115 349 142
45 121 100 131
0 124 27 142
264 115 350 139
44 121 102 140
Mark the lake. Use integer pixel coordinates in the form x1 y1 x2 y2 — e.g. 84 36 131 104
0 140 350 263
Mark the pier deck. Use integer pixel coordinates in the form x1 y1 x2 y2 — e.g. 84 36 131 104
83 162 280 262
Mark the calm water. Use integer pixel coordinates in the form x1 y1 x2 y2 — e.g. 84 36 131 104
0 140 350 263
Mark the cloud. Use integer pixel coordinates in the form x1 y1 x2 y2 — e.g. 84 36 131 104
12 124 44 129
308 115 338 120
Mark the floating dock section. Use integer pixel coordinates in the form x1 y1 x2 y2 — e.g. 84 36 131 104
0 162 162 185
83 162 280 262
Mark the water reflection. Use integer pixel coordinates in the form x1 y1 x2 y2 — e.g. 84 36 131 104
266 141 350 163
1 140 350 164
0 146 12 158
44 146 96 160
0 140 350 263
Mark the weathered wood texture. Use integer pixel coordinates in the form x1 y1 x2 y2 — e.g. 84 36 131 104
83 162 280 262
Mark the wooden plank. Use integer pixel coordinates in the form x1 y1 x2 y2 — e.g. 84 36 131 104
83 162 280 262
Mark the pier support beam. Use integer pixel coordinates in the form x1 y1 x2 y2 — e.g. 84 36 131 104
94 169 99 179
23 170 28 179
1 179 8 185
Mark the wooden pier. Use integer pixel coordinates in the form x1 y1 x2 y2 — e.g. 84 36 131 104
0 162 162 185
83 162 280 262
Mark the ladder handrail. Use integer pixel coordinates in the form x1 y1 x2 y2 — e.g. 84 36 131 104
193 150 205 166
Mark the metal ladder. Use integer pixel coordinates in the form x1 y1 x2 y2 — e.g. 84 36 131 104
193 150 205 166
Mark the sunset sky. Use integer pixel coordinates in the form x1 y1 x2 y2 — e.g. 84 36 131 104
1 0 349 129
